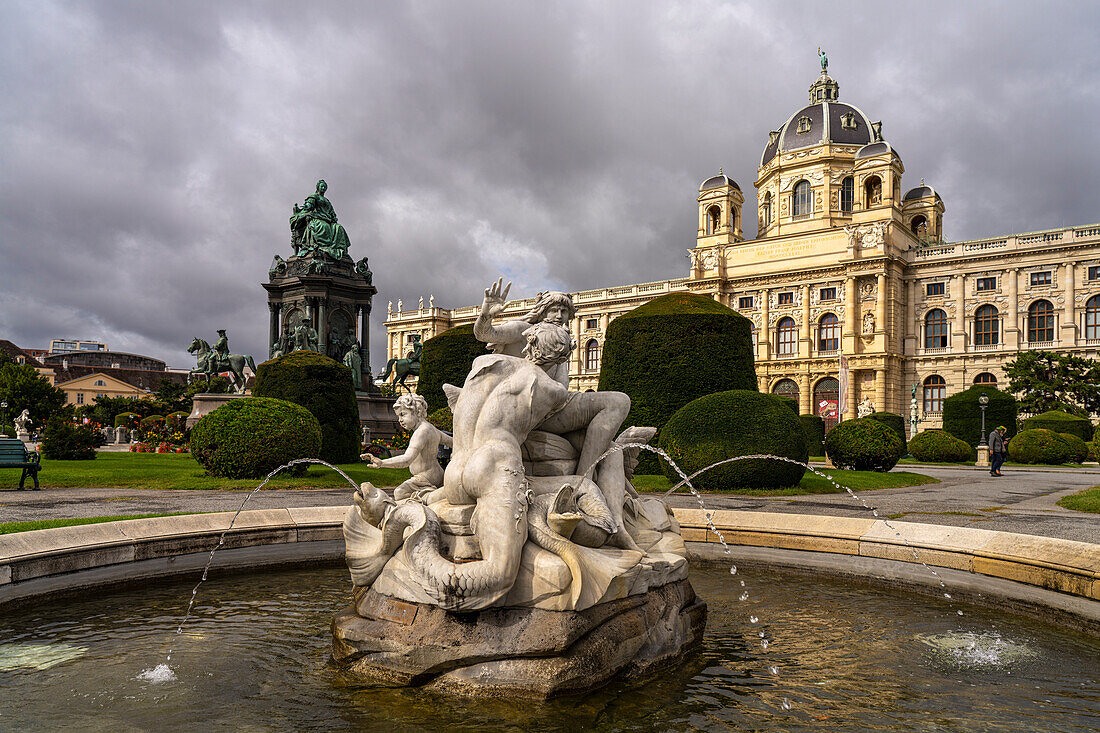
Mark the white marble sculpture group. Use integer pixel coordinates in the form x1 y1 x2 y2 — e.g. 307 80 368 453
343 279 689 613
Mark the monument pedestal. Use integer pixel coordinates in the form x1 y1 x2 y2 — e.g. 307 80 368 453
356 392 399 440
332 579 706 699
186 392 249 429
976 444 990 467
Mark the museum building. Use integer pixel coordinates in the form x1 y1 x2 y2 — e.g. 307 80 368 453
385 66 1100 434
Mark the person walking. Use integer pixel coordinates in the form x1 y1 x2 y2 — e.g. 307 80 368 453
989 426 1007 477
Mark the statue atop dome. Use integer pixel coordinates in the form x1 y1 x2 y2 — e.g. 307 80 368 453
818 46 828 73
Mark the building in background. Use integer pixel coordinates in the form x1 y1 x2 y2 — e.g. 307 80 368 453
386 63 1100 433
48 339 108 354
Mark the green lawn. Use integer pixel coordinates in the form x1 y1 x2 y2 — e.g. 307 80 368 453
20 452 411 491
631 469 938 496
1057 485 1100 513
0 513 209 535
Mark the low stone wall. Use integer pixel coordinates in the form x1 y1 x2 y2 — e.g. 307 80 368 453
2 507 1098 626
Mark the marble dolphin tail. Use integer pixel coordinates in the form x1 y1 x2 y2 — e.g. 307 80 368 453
346 484 520 612
528 485 643 609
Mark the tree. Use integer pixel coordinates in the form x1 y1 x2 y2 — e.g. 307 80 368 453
154 378 191 414
0 361 68 428
82 395 147 427
1004 351 1100 417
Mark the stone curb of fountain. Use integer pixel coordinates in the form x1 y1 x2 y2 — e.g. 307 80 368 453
809 460 1100 475
1 507 1097 629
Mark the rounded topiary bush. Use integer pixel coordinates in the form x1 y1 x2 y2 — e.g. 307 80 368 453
1056 432 1088 464
942 386 1017 447
600 292 757 474
427 406 453 433
1006 428 1070 465
799 414 825 457
774 395 798 415
1087 441 1099 463
417 324 487 414
1021 410 1094 442
907 429 972 463
866 412 906 450
140 414 165 427
657 390 807 490
190 397 321 478
114 412 141 428
252 350 360 463
824 418 905 472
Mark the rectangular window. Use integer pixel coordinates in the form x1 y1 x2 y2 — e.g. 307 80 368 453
585 318 599 330
926 282 945 296
1030 271 1051 286
976 277 997 292
819 287 836 301
923 385 945 413
738 296 754 309
1089 265 1100 281
76 393 84 405
778 292 794 305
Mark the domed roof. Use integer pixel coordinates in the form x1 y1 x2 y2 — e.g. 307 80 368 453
855 140 901 162
700 171 740 192
903 183 941 202
760 72 880 167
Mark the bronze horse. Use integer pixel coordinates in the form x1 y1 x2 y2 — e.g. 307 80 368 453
188 337 256 394
381 336 421 392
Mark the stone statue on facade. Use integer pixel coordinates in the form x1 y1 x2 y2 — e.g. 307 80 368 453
336 281 700 693
857 397 875 418
187 332 257 394
290 179 352 261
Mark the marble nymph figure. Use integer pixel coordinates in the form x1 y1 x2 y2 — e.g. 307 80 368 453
333 278 705 698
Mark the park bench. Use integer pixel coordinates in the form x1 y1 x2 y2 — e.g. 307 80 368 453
0 437 40 490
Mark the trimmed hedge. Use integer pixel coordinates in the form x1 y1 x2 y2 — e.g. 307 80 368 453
114 412 141 428
191 397 322 479
775 395 798 415
417 324 487 414
799 414 825 457
907 429 972 463
140 414 165 427
1006 428 1070 465
942 386 1018 448
1088 442 1098 463
599 292 757 474
866 412 906 450
1056 432 1088 464
657 390 807 490
1021 410 1094 442
427 407 453 433
40 418 100 460
824 418 905 472
167 411 190 429
252 350 361 463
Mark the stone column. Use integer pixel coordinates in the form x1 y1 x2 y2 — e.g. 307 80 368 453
800 284 812 358
876 272 887 345
1063 261 1077 345
359 303 372 375
953 274 966 352
1005 268 1019 349
844 276 857 353
798 373 811 414
318 300 328 356
905 279 917 354
875 368 887 414
846 368 858 421
759 288 770 360
268 302 281 356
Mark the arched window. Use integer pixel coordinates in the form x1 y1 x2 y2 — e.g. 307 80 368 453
1027 300 1055 343
923 375 946 413
864 176 882 208
762 192 772 228
729 207 737 233
818 313 840 352
974 305 1000 346
924 308 948 348
584 339 601 372
792 180 811 218
840 176 854 213
706 205 721 235
1087 295 1100 340
776 317 798 355
772 378 799 403
910 215 928 237
814 377 840 430
973 372 998 386
93 379 106 387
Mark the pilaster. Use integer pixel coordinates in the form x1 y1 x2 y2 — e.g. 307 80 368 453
1063 261 1077 345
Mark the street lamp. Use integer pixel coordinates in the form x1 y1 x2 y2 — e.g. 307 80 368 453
0 402 7 437
978 392 989 447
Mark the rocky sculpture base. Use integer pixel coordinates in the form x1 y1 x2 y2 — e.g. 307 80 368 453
332 578 705 699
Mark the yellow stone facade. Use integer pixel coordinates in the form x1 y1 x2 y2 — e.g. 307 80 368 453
386 68 1100 434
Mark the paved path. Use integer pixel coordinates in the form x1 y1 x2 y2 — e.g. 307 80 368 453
0 467 1096 544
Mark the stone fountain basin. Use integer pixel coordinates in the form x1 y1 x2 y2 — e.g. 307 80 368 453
0 507 1098 634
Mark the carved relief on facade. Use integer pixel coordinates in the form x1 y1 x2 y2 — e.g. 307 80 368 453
862 311 875 334
858 280 877 302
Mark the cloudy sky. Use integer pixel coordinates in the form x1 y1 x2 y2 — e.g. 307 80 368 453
2 1 1098 371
